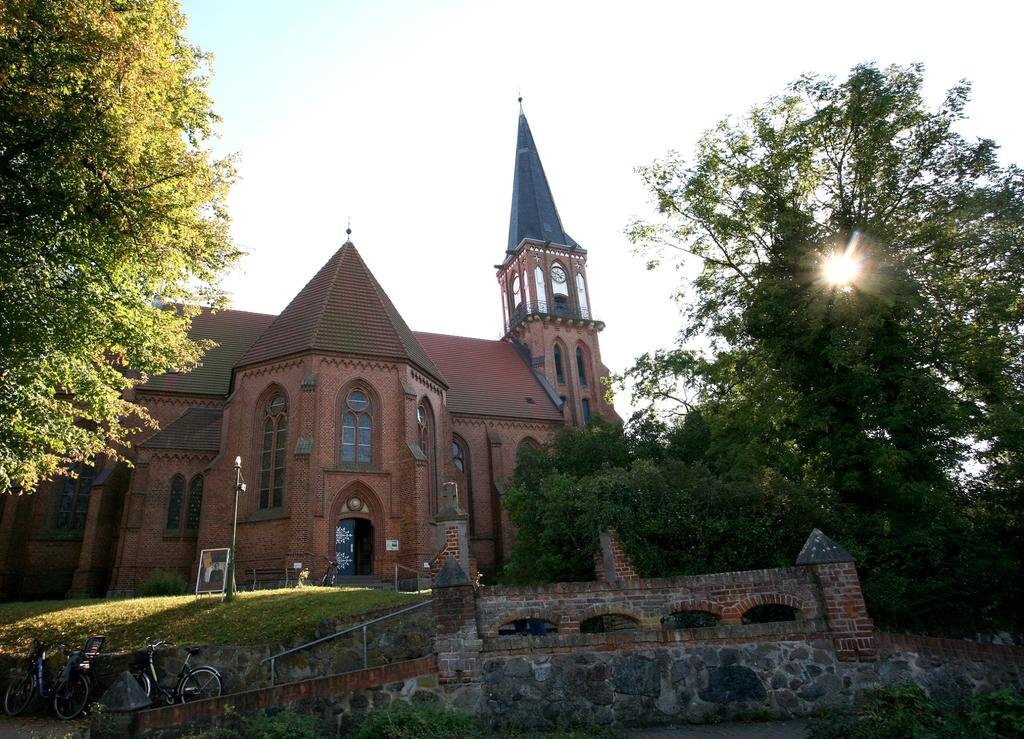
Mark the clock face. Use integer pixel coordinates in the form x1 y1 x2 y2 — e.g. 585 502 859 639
551 266 566 284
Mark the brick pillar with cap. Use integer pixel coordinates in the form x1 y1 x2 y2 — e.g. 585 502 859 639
432 558 481 684
431 481 477 582
797 528 877 661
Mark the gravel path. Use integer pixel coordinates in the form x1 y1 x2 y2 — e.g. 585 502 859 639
0 715 88 738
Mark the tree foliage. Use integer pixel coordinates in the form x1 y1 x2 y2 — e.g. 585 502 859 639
0 0 238 490
618 63 1024 630
506 65 1024 634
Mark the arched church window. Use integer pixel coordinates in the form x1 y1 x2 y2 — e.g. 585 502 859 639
55 461 95 531
576 347 588 386
554 345 565 385
260 393 288 509
452 440 466 472
524 269 533 307
186 475 204 533
418 401 438 512
534 265 547 308
551 263 569 316
166 475 185 530
511 274 522 307
342 390 372 465
576 272 589 315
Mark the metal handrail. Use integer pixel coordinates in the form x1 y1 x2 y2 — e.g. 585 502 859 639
261 599 432 685
394 563 432 591
504 299 594 333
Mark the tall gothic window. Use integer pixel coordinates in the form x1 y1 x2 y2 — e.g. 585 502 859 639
55 461 95 531
260 393 288 509
576 346 588 386
186 475 204 533
576 272 589 315
342 389 372 464
582 398 592 424
553 345 565 385
452 440 466 472
418 401 438 511
166 475 185 530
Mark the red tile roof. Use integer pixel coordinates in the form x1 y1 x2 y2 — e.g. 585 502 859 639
141 308 275 395
413 332 563 422
238 243 445 384
140 408 222 451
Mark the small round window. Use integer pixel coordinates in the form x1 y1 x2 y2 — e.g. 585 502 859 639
347 391 368 412
268 395 287 415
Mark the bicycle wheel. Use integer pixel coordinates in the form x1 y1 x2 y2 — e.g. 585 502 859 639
178 667 222 703
52 672 90 720
3 671 35 717
132 670 153 698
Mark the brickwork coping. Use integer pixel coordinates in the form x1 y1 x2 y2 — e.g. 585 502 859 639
794 530 876 662
431 558 481 684
876 632 1024 663
480 618 831 656
127 655 437 735
594 527 639 585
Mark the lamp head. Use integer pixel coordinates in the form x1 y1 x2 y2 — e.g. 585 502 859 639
234 455 242 469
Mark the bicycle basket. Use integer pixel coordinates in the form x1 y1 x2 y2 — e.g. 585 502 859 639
82 635 106 657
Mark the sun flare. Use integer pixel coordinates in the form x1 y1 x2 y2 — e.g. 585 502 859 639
823 234 863 288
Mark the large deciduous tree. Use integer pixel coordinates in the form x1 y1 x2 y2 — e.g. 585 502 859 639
618 64 1024 629
0 0 238 491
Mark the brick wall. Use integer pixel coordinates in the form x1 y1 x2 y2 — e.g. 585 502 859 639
476 566 826 637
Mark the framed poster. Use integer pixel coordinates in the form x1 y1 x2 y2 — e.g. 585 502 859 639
195 547 230 595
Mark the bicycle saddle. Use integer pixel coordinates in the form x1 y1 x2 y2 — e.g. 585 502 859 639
185 647 201 655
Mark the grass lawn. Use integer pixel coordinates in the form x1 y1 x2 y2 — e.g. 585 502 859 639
0 588 427 656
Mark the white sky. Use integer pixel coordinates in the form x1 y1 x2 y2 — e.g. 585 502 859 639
181 0 1024 420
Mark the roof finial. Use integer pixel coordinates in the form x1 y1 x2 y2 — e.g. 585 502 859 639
345 217 352 243
517 88 523 113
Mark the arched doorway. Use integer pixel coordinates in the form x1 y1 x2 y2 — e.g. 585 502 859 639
335 518 374 577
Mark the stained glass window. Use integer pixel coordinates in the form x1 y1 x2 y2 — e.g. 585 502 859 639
55 462 95 531
576 347 587 386
186 476 203 532
259 394 288 509
554 345 565 384
342 390 373 464
166 475 185 530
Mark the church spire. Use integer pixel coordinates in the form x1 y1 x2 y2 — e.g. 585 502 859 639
506 104 578 254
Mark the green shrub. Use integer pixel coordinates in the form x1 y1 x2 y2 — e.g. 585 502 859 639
138 570 188 597
242 709 324 738
353 702 483 739
810 684 1024 739
967 689 1024 737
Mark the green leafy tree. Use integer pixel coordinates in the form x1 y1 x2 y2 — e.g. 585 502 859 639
620 63 1024 630
0 0 238 491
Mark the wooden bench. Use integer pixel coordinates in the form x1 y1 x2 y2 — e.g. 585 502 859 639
248 567 292 590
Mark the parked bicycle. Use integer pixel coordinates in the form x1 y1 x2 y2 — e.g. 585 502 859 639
3 635 104 720
130 638 222 704
319 557 338 586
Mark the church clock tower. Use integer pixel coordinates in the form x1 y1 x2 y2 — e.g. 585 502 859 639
497 102 619 425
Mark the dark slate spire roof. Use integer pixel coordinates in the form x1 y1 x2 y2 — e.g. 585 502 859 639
506 108 579 253
795 529 856 565
237 243 446 385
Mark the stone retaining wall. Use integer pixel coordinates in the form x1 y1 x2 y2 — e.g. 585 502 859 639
475 636 1024 730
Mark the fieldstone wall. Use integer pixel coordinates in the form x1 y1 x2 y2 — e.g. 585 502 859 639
476 636 1024 730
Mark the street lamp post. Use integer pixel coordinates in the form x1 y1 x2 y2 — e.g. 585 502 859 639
224 456 246 603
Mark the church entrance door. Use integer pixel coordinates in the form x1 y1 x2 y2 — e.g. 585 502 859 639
335 518 374 577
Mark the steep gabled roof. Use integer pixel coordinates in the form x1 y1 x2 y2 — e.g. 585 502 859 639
413 332 563 422
507 107 579 254
238 243 445 385
140 408 222 451
141 308 275 396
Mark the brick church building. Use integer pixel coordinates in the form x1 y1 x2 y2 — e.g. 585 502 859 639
0 107 618 599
